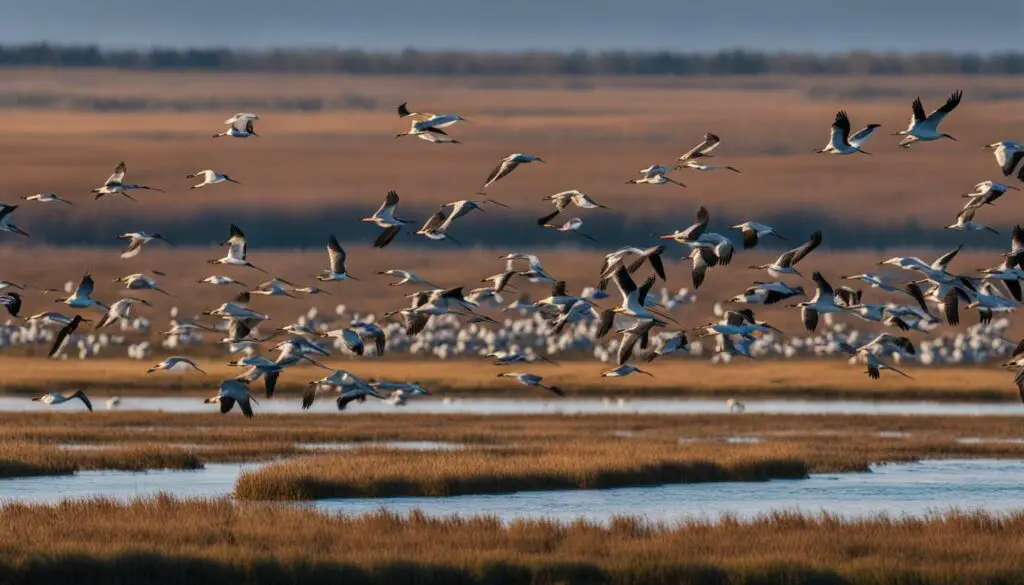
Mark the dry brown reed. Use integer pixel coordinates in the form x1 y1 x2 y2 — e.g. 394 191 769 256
2 497 1024 584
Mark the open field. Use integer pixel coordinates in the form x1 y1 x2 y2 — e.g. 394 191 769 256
1 356 1020 402
0 70 1019 248
2 412 1024 483
4 499 1024 584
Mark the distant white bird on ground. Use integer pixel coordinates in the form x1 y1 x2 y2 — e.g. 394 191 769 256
895 89 963 148
32 390 93 411
726 398 746 413
186 170 241 189
21 193 72 205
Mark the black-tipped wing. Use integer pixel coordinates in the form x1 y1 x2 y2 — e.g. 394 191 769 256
537 209 561 226
483 159 518 188
905 283 931 315
931 244 963 270
801 307 819 332
910 97 926 123
647 250 666 281
636 275 656 306
691 247 714 289
551 280 567 298
679 132 721 161
397 102 411 117
327 235 347 273
75 273 95 298
374 226 401 249
832 111 852 146
49 316 80 358
595 308 615 339
0 292 21 317
811 272 833 297
942 288 959 326
930 89 962 121
740 227 758 250
611 266 637 299
420 211 447 234
790 230 823 266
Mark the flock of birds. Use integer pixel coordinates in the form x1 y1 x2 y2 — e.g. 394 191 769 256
8 93 1024 417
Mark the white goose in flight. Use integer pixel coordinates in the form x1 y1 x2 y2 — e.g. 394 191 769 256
317 235 356 281
32 390 93 411
480 153 545 190
208 224 268 273
91 161 163 201
894 89 962 148
984 141 1024 179
214 113 258 138
186 170 241 189
814 111 878 155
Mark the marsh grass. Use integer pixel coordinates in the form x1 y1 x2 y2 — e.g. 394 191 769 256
4 498 1024 584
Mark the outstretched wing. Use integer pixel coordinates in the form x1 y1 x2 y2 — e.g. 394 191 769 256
105 161 127 186
678 132 721 161
483 159 518 188
830 111 852 148
327 235 346 273
0 292 21 317
927 89 962 122
910 97 927 124
789 230 823 266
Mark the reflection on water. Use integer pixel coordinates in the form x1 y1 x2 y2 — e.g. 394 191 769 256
1 460 1023 524
315 459 1024 523
0 463 256 503
4 396 1023 416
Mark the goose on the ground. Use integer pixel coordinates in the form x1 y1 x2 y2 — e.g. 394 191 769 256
894 89 963 148
726 398 746 413
32 390 93 411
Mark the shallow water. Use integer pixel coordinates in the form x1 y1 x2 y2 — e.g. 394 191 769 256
2 460 1023 523
297 441 464 451
8 396 1024 416
316 459 1024 522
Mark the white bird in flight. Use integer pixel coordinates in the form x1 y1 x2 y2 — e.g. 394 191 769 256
186 170 241 189
894 89 962 148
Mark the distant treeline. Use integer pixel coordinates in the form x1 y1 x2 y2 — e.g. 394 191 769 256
2 44 1023 75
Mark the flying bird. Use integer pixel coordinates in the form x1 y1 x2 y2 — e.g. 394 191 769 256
118 232 174 259
480 153 545 190
984 141 1024 179
214 113 258 138
32 390 93 411
362 190 415 248
91 162 163 200
0 205 29 237
186 170 241 189
208 224 267 273
894 89 963 148
21 193 72 205
815 111 877 155
317 235 356 281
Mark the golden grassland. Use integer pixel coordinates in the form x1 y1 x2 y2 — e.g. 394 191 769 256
1 354 1019 402
0 70 1018 224
2 410 1023 488
4 498 1024 584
